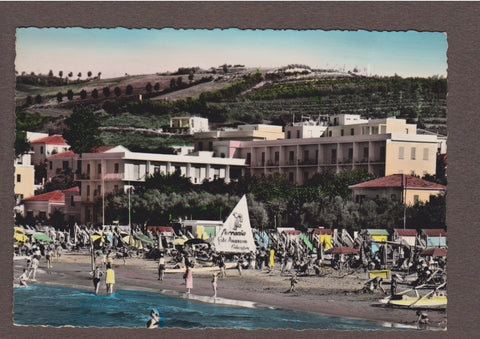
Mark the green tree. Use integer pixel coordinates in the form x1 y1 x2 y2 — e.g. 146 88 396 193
56 92 63 102
154 82 160 91
87 71 92 78
170 78 176 89
114 86 122 97
14 129 30 156
92 88 99 99
80 90 87 100
25 95 33 106
58 70 63 78
126 85 133 95
34 94 42 104
145 82 153 93
103 87 110 97
67 89 74 100
63 107 103 154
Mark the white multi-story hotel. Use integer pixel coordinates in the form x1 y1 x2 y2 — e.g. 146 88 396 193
75 146 245 223
207 115 445 185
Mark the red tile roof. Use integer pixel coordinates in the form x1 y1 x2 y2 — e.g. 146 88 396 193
24 190 65 202
422 229 446 237
30 135 67 145
394 229 418 236
62 186 80 193
349 174 446 190
90 146 112 153
48 151 78 159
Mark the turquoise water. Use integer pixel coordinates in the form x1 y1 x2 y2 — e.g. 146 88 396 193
14 285 392 329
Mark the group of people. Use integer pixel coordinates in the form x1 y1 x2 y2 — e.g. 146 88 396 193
91 263 115 295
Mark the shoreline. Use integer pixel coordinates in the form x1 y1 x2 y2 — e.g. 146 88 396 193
13 253 447 330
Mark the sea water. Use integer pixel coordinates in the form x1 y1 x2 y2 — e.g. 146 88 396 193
14 285 394 330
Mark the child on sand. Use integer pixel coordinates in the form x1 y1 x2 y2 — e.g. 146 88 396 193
19 269 29 287
289 273 298 293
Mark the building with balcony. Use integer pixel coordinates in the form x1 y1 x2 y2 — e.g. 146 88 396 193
29 134 70 166
170 116 209 134
209 115 442 185
76 145 245 224
46 151 80 181
348 174 446 205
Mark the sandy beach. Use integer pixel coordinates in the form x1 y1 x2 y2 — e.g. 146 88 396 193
13 251 447 330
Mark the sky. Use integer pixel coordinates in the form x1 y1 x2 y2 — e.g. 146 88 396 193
16 28 447 79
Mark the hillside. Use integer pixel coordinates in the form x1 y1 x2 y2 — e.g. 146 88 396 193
15 67 447 153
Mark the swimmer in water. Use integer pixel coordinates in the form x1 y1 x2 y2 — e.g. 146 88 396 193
146 308 160 328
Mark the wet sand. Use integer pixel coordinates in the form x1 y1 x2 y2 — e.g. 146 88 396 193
13 252 447 330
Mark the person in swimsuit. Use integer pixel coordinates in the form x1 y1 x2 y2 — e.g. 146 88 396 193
158 253 165 281
92 266 103 294
146 308 160 328
19 269 28 287
211 273 218 298
105 263 115 295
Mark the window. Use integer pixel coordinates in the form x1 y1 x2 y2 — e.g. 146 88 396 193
287 131 291 139
331 149 337 164
274 151 279 164
16 174 21 183
289 151 295 164
296 130 300 138
198 142 203 151
86 185 90 196
98 185 101 195
261 152 265 165
350 128 354 136
114 163 119 173
246 153 251 165
114 185 119 192
288 172 294 182
40 146 44 154
423 148 429 160
87 164 90 175
97 163 102 174
328 130 332 137
348 148 353 161
341 129 344 136
39 211 47 220
413 195 419 204
391 194 397 200
71 196 75 206
304 150 309 162
315 150 319 163
220 153 225 158
304 171 309 181
399 146 404 160
49 161 53 170
411 147 416 160
363 147 369 161
63 161 69 170
380 146 386 161
208 142 213 151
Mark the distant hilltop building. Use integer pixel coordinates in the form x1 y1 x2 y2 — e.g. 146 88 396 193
170 116 209 135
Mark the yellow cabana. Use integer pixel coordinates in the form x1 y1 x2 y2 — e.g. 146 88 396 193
172 236 188 246
14 227 28 244
319 234 332 249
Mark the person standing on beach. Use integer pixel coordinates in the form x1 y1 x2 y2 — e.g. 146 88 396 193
46 247 53 269
105 263 115 295
158 253 165 281
268 248 275 272
212 272 218 298
184 266 193 293
218 256 226 279
289 273 298 293
92 266 103 294
28 255 39 280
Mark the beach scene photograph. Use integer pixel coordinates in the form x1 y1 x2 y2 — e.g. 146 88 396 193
13 28 447 331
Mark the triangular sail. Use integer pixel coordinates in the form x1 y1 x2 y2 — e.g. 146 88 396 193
212 195 256 253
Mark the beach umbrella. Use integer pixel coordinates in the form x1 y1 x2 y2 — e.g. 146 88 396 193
324 246 359 255
420 248 447 257
33 232 53 243
91 232 107 248
14 227 28 243
123 235 143 249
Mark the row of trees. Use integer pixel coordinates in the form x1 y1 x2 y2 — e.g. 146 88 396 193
91 170 445 230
